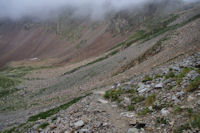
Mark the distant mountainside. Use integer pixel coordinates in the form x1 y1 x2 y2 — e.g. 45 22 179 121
0 0 191 67
0 1 200 132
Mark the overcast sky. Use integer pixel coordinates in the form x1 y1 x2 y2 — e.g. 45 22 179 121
0 0 199 21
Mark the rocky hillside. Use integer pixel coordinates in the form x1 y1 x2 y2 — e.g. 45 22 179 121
0 1 200 133
3 49 200 133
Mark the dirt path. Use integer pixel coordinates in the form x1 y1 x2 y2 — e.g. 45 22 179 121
93 90 130 132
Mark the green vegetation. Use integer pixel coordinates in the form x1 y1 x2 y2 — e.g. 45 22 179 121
131 96 144 103
155 74 163 79
0 66 52 99
176 67 192 85
165 70 175 79
142 75 153 82
174 106 184 114
0 88 18 98
145 94 156 106
156 117 168 125
184 76 200 92
0 75 20 89
174 123 191 133
167 85 173 90
196 69 200 74
28 96 85 122
174 113 200 133
37 122 49 129
104 89 124 101
0 66 52 79
127 104 135 111
138 107 152 116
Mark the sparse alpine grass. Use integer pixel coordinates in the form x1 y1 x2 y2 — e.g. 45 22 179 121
28 96 85 122
104 89 124 101
184 76 200 92
145 94 156 106
138 107 153 116
37 122 49 129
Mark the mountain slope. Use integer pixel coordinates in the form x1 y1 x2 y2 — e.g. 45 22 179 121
0 1 200 133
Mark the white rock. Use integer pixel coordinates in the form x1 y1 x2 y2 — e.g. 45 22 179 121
172 95 179 104
155 83 163 89
117 83 121 87
161 108 170 116
97 99 108 104
127 128 139 133
187 95 195 102
124 97 131 105
137 83 151 93
120 112 136 118
74 120 84 129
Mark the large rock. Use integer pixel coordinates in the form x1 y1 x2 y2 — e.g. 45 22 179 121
155 83 163 89
137 83 151 93
74 120 84 129
161 108 170 116
127 128 139 133
97 99 108 104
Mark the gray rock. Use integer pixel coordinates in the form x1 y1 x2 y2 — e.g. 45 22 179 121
155 83 163 89
172 95 179 104
197 100 200 106
187 95 195 102
170 66 180 71
74 120 84 129
137 83 151 93
123 97 131 105
161 108 170 116
127 128 139 133
120 112 136 118
97 99 108 104
80 129 89 133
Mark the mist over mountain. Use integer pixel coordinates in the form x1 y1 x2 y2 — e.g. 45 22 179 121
0 0 199 21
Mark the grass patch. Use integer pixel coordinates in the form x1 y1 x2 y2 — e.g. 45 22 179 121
155 74 163 79
127 104 135 111
184 76 200 92
165 70 175 79
156 117 168 125
0 66 52 78
142 75 153 82
28 95 85 122
0 75 20 89
131 96 145 103
0 88 18 98
174 106 184 114
104 89 124 101
138 107 152 116
196 69 200 74
37 122 49 129
174 113 200 133
176 67 192 85
167 85 173 90
145 94 156 106
174 123 191 133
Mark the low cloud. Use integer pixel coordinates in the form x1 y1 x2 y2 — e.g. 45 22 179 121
0 0 199 21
